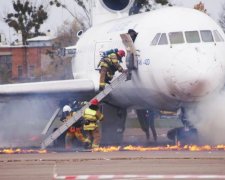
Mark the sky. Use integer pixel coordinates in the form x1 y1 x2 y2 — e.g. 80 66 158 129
0 0 225 44
171 0 225 20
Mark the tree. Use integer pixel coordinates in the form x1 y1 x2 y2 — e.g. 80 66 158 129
49 0 90 29
155 0 170 5
4 0 48 45
219 3 225 32
129 0 171 15
193 1 207 13
55 19 81 47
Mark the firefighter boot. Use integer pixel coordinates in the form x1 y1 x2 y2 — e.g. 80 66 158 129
84 142 92 149
83 138 91 149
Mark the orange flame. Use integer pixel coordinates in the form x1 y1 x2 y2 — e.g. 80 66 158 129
93 144 225 152
0 148 47 154
1 145 225 154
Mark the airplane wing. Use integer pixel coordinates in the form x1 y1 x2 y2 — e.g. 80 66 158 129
0 79 95 95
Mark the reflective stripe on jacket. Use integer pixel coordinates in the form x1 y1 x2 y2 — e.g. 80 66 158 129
99 53 123 71
83 108 98 121
82 108 103 130
83 123 98 131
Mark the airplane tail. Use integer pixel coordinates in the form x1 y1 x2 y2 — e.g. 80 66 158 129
90 0 134 26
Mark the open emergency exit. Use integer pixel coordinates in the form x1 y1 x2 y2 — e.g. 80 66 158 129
120 33 138 70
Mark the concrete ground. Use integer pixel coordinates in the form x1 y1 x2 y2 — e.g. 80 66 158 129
1 128 225 180
1 150 225 180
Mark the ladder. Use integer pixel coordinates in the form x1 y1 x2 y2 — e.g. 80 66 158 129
41 72 128 149
41 108 61 135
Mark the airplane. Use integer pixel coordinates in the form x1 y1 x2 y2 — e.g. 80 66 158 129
1 0 225 147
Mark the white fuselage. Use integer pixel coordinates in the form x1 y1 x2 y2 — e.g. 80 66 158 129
73 7 225 110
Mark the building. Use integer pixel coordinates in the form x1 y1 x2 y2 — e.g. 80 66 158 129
0 36 73 84
27 36 54 47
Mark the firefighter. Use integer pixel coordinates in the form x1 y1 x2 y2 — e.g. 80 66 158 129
71 100 81 111
99 49 126 91
62 104 90 150
146 110 157 142
136 109 157 143
82 98 104 148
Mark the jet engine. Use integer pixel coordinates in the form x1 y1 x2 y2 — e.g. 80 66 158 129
92 0 134 25
100 0 134 12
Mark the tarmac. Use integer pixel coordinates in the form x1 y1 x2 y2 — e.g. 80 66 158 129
1 150 225 180
0 128 225 180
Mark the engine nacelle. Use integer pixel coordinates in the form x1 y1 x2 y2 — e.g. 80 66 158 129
92 0 134 26
100 0 134 12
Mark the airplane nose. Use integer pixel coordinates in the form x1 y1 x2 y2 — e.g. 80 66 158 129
166 48 225 101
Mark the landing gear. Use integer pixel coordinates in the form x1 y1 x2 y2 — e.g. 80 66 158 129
167 126 198 145
167 107 199 145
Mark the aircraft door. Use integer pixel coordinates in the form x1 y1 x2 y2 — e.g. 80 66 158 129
120 33 138 70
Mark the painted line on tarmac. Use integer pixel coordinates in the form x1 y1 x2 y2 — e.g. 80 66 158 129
53 174 225 179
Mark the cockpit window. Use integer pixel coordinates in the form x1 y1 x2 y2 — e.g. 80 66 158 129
185 31 200 43
213 30 224 42
158 33 168 45
151 33 161 45
200 30 214 42
168 32 184 44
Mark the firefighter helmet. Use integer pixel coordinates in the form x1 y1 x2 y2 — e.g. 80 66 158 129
63 105 72 112
117 50 125 57
90 98 99 106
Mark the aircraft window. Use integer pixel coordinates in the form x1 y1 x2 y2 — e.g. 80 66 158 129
185 31 200 43
200 30 214 42
151 33 161 45
168 32 184 44
158 33 168 45
213 30 224 42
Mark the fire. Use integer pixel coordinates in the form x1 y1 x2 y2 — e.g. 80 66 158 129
94 146 120 152
0 148 47 154
93 144 225 152
1 145 225 154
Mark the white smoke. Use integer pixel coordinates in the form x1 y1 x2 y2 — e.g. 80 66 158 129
0 95 57 148
187 92 225 145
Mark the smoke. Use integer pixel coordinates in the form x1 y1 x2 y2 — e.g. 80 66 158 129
0 95 57 148
187 92 225 145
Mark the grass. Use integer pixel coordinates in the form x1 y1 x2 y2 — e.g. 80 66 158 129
126 116 183 128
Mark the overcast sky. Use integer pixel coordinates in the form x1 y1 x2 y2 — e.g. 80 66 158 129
0 0 225 44
172 0 225 19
